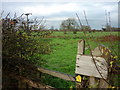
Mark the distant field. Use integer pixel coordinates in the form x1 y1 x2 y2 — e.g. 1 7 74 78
37 31 119 88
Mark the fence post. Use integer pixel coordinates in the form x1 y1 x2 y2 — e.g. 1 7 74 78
99 79 108 88
89 76 96 88
88 47 100 88
77 40 85 55
18 68 26 89
92 45 109 88
98 45 110 88
76 39 85 89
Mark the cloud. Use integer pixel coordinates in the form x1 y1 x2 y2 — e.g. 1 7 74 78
102 5 117 11
1 2 118 29
2 0 120 2
47 17 70 21
22 3 79 16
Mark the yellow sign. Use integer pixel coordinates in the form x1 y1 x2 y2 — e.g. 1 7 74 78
76 75 82 82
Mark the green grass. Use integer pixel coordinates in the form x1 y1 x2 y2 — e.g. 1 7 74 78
42 38 78 75
36 31 119 88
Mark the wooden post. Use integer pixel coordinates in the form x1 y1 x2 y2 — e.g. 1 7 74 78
77 39 85 55
18 68 26 89
92 45 109 88
98 45 110 88
18 78 27 89
88 45 110 88
99 79 108 88
88 45 102 88
89 76 96 88
76 39 85 89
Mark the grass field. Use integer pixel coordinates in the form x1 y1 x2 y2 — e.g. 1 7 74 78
37 31 119 88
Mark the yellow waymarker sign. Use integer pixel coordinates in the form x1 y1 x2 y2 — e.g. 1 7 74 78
76 75 82 82
110 61 114 67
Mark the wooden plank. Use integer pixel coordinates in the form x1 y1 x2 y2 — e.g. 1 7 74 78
92 45 111 59
75 55 108 79
37 67 75 82
92 46 102 56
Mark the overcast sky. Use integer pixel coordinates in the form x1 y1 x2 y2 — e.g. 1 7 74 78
1 0 119 29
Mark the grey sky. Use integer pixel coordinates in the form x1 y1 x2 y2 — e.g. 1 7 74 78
1 0 119 29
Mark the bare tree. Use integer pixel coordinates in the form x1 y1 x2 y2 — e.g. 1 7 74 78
60 18 79 34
